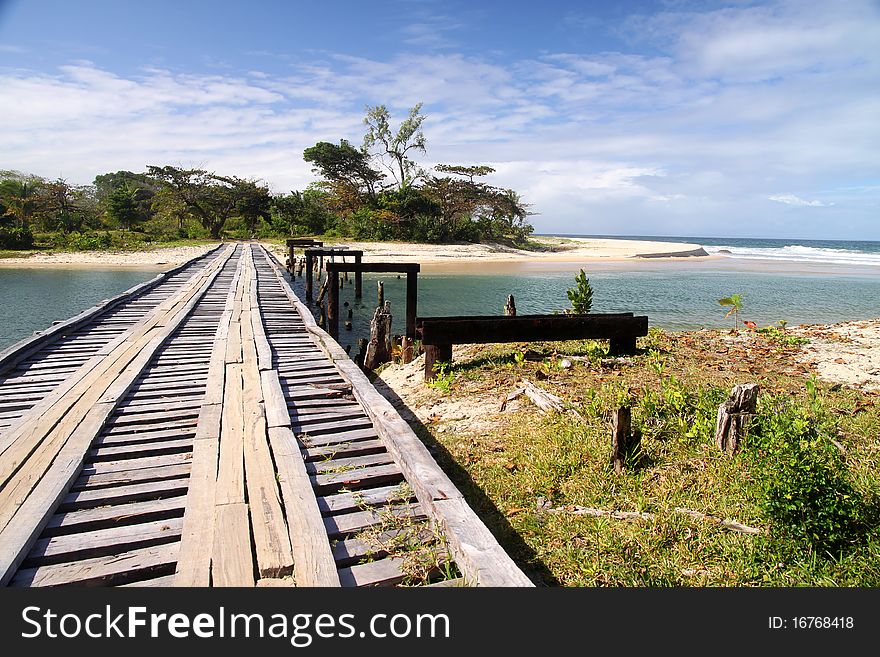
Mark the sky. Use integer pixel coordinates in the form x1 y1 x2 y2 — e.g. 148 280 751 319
0 0 878 239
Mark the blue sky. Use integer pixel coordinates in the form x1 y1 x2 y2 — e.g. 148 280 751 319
1 0 878 239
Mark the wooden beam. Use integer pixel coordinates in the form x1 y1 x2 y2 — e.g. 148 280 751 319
416 313 647 345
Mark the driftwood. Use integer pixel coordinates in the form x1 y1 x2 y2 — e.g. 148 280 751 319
611 406 640 474
501 380 565 413
539 501 763 535
504 295 516 316
363 301 393 370
715 383 759 453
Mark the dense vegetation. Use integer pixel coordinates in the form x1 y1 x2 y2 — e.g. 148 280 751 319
1 103 532 252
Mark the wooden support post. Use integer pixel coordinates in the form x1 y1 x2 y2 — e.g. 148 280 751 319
406 270 418 341
377 280 384 309
328 270 340 340
611 406 639 474
609 335 637 355
305 252 314 301
424 343 453 381
504 295 517 316
364 302 393 370
355 338 368 369
401 336 414 364
354 253 363 298
715 383 759 454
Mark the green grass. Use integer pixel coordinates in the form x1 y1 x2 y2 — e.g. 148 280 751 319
407 329 880 586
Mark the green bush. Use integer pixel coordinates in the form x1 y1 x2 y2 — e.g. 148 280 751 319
749 396 864 553
0 226 34 249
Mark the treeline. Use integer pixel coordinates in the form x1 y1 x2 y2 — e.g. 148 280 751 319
1 103 533 250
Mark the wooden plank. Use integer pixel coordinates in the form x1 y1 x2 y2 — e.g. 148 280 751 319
211 503 254 587
12 542 179 587
337 556 409 587
215 363 245 505
306 451 395 475
304 438 388 463
310 463 404 496
73 463 191 490
44 496 186 536
267 426 340 587
323 503 424 539
318 484 414 515
60 478 189 510
26 517 184 566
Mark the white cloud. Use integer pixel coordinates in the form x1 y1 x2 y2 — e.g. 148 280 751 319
769 194 833 207
0 1 877 237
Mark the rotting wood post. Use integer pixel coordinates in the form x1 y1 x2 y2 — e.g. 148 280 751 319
355 338 368 369
364 301 393 370
611 406 638 474
504 295 517 316
715 383 759 453
401 336 413 364
305 252 314 301
377 280 384 308
354 252 363 298
328 269 340 340
406 271 418 341
424 343 453 381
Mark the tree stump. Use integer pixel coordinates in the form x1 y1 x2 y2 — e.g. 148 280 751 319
611 406 639 474
715 383 759 454
401 336 414 364
364 301 393 370
504 294 517 316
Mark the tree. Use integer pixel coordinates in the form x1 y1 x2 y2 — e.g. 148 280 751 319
303 140 384 202
271 188 331 236
33 178 97 234
0 176 41 229
147 166 265 239
105 183 147 231
363 103 427 191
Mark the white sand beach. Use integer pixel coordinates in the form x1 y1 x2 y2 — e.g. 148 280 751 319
0 243 222 268
267 236 709 265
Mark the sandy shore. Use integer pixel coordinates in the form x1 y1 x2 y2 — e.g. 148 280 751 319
0 243 222 269
266 236 710 272
792 319 880 392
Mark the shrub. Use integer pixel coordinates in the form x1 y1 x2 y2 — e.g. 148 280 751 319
566 269 593 313
0 226 34 249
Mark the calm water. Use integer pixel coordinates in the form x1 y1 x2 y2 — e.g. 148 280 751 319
0 268 158 351
3 236 880 355
292 236 880 354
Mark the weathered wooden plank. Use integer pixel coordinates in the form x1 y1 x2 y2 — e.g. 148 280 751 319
73 463 191 490
323 503 424 539
12 542 179 587
337 556 409 587
318 484 414 516
44 496 187 536
27 517 183 566
304 439 388 463
310 463 404 496
306 451 395 475
267 426 340 587
211 503 254 587
216 363 245 505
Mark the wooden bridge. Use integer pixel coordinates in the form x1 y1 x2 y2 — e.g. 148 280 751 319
0 243 531 588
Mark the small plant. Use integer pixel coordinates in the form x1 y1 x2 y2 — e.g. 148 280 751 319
717 293 744 329
567 269 593 314
513 350 527 367
756 325 809 348
426 362 455 392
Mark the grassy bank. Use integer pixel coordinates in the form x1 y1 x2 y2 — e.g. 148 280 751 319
377 327 880 586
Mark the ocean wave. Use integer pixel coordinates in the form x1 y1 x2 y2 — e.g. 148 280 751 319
705 244 880 266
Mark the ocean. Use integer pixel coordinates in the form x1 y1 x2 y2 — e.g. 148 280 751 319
2 236 880 353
